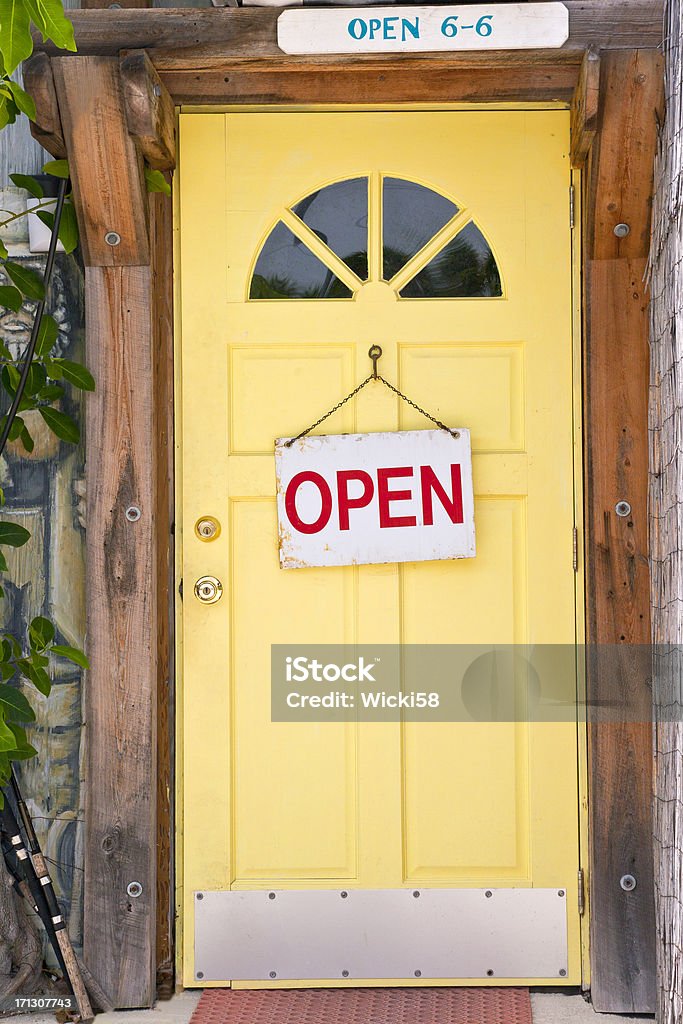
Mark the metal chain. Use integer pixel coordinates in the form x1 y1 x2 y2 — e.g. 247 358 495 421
285 372 460 447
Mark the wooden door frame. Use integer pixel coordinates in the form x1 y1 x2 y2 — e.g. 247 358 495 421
23 2 662 1010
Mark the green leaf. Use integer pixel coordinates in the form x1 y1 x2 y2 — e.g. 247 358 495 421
23 0 76 51
39 406 79 444
53 359 95 392
29 615 54 650
0 714 15 751
42 158 69 179
0 550 7 573
4 261 45 301
2 362 20 395
36 313 59 357
144 167 171 197
25 362 46 397
4 414 24 442
0 521 30 547
0 683 35 722
7 722 37 759
51 643 89 670
19 424 33 453
0 284 22 311
10 173 43 198
0 0 33 74
0 237 7 260
6 80 35 121
38 383 64 402
18 658 50 697
43 356 62 379
57 201 78 254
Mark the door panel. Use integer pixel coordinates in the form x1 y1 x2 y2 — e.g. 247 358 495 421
178 109 580 986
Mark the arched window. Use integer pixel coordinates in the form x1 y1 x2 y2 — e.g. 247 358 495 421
249 176 502 300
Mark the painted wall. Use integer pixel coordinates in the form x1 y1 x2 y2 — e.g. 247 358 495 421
0 93 86 957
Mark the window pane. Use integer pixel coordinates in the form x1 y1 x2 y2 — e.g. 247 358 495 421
292 178 369 281
399 222 502 298
250 222 352 300
383 177 458 280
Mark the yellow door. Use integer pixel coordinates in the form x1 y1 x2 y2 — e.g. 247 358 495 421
178 110 580 987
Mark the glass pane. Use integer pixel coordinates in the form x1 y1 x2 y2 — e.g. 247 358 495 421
292 178 369 281
399 222 502 298
250 222 353 300
383 177 458 280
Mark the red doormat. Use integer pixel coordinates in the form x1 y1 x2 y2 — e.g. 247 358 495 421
190 986 533 1024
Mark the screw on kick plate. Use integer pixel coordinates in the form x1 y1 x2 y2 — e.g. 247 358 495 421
615 500 631 518
559 969 567 977
413 891 420 898
126 881 143 898
558 890 565 897
342 970 350 978
486 969 494 977
268 892 276 900
485 890 493 898
340 891 348 899
196 893 204 901
269 971 277 979
104 231 121 246
196 971 204 980
414 970 422 978
125 506 141 522
620 874 637 891
613 223 631 238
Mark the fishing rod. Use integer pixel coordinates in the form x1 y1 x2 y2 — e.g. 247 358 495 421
1 829 112 1014
8 772 93 1021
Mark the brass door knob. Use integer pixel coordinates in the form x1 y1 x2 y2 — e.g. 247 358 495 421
194 576 223 604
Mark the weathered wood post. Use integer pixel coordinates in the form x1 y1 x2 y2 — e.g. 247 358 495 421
24 51 175 1007
649 3 683 1022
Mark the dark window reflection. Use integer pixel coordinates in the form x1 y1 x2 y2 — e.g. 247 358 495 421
383 177 458 280
400 222 502 298
293 178 369 281
250 222 352 300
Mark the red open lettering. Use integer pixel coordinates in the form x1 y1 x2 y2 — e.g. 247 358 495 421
420 464 464 525
285 471 333 534
378 466 417 528
337 470 374 530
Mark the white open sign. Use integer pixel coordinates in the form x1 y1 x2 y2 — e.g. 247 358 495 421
275 429 475 569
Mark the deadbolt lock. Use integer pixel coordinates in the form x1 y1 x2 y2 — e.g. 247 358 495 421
194 576 223 604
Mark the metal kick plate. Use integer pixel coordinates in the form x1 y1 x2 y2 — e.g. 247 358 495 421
194 887 568 981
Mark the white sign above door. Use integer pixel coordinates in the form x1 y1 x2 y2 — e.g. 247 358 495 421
277 3 569 56
275 429 475 569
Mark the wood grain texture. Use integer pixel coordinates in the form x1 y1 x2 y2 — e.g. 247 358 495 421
159 61 579 104
121 50 176 171
149 184 175 1000
583 48 662 1014
587 50 664 259
21 53 67 159
84 265 158 1009
32 1 663 64
52 57 149 267
570 47 599 167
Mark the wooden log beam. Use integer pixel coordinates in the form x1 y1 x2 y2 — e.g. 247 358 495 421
32 0 663 66
22 53 67 159
158 61 580 104
121 50 175 171
51 56 149 266
570 47 599 167
583 48 663 1013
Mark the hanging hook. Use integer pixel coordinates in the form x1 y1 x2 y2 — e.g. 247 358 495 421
369 345 382 379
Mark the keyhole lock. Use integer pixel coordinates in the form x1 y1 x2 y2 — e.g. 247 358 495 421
195 516 221 541
194 576 223 604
